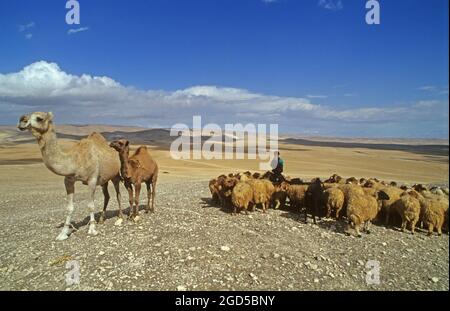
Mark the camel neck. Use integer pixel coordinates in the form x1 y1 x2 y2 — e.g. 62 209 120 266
37 125 74 176
119 149 131 179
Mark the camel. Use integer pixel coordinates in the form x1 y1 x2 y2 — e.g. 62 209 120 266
109 139 158 219
17 112 123 240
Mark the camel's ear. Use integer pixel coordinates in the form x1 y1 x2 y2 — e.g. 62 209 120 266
47 112 54 121
125 140 130 147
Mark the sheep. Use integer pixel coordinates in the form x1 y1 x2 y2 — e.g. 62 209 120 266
290 178 304 185
209 175 227 205
271 184 288 210
252 172 262 179
364 180 403 226
279 182 308 212
231 181 254 215
346 177 359 185
346 190 390 237
246 179 275 213
324 174 344 184
423 200 446 236
208 178 220 204
413 185 449 234
322 187 345 219
392 190 421 234
305 178 325 224
218 177 239 209
362 186 377 198
400 185 410 191
337 183 365 218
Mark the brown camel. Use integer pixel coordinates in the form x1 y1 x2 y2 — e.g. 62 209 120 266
109 139 158 219
17 112 123 240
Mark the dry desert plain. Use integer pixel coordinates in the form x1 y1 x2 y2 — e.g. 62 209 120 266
0 125 448 290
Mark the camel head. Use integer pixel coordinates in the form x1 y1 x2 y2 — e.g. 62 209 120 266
18 112 54 135
110 139 130 154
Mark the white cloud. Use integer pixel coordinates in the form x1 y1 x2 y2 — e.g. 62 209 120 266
418 85 449 96
19 22 35 39
318 0 343 11
307 94 328 99
0 61 448 138
68 27 89 35
19 22 35 32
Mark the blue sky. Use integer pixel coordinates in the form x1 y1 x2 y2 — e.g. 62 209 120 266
0 0 448 138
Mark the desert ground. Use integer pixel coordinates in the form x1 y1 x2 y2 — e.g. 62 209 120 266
0 125 448 290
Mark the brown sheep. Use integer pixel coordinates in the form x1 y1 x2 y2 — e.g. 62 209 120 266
324 174 343 184
346 190 390 237
305 178 325 224
423 200 446 236
346 177 359 185
110 140 158 219
337 183 365 218
364 181 403 226
413 187 448 235
231 181 254 215
252 172 262 179
209 175 227 205
209 179 220 204
393 191 421 234
279 182 308 212
246 179 275 213
218 177 239 210
322 187 345 219
271 184 288 210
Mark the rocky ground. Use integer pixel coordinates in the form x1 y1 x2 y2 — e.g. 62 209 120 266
0 179 448 291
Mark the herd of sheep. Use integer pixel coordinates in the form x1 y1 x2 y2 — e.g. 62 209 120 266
208 172 449 237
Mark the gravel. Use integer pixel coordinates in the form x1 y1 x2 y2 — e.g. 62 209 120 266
0 179 448 291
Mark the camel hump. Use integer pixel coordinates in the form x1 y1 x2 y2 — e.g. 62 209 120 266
134 146 149 156
87 132 107 144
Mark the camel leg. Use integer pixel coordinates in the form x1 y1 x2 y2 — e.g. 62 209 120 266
56 177 75 241
151 180 156 212
134 182 142 218
125 182 134 219
99 183 110 224
87 179 98 236
145 181 155 213
112 176 123 219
